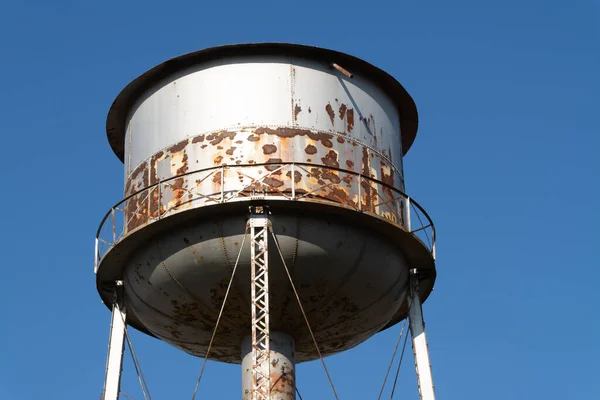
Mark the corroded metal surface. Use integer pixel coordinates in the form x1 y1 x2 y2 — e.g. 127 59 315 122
96 48 437 366
122 211 409 363
122 128 404 234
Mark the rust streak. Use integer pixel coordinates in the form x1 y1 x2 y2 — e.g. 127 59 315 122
149 151 164 185
347 109 355 132
325 103 335 125
339 104 347 120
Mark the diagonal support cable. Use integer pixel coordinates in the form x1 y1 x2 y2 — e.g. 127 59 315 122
377 318 407 400
269 227 340 400
123 326 152 400
191 229 249 399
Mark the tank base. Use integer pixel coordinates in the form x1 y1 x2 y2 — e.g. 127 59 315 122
242 332 295 400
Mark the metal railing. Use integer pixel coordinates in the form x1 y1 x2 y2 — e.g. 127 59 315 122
94 162 435 272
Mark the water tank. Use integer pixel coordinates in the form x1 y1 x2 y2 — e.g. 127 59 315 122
95 43 436 364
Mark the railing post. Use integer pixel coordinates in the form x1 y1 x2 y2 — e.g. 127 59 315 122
406 197 411 232
111 208 116 244
94 238 99 274
157 181 162 219
358 175 362 211
220 165 225 203
291 164 296 200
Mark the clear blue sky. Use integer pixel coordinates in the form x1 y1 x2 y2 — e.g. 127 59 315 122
0 1 598 399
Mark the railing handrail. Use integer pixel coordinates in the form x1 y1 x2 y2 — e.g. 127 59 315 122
95 162 436 268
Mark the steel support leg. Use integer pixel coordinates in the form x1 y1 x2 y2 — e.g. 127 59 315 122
103 281 126 400
409 269 436 400
242 332 296 400
249 206 271 400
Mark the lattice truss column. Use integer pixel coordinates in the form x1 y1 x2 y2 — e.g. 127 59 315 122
249 206 271 400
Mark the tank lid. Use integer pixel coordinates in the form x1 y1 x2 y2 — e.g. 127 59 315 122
106 42 419 162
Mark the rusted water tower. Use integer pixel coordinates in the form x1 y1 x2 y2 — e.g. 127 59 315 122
95 43 437 400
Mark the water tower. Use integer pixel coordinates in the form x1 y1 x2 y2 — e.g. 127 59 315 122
94 43 437 400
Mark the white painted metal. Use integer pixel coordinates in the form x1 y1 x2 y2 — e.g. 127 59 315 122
242 332 296 400
124 56 404 183
103 284 126 400
249 207 271 400
409 269 436 400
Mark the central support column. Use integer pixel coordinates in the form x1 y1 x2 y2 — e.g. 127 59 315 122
242 332 296 400
248 206 271 400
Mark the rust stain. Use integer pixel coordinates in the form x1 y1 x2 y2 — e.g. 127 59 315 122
265 158 283 173
263 176 284 188
294 104 302 121
149 151 165 185
325 103 335 125
339 104 347 120
126 162 148 195
361 147 370 176
362 147 372 211
168 177 186 210
212 171 222 184
191 134 205 144
321 150 339 168
285 170 302 183
322 171 341 184
253 127 333 148
167 139 188 154
247 135 260 142
205 130 236 146
308 107 312 113
176 151 188 175
337 137 345 143
214 155 223 165
262 144 277 155
346 160 354 169
305 145 317 155
226 147 236 156
347 109 355 131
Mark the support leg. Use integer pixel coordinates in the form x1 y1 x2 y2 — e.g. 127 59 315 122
242 332 296 400
409 269 436 400
249 206 271 400
103 281 126 400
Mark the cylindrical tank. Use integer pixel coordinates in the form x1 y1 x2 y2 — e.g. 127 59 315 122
96 43 436 364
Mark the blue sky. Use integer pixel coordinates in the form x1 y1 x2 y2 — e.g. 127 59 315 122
0 0 598 399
